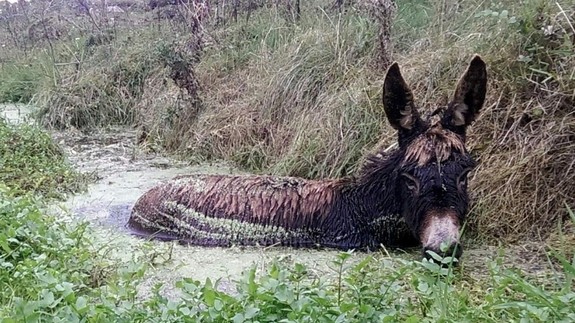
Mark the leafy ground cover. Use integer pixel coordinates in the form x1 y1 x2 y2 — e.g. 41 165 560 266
0 119 88 199
1 185 574 321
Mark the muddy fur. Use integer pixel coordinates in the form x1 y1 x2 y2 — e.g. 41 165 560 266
128 172 416 249
404 120 466 167
128 56 487 254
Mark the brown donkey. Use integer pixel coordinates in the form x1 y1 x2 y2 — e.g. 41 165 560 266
128 56 487 260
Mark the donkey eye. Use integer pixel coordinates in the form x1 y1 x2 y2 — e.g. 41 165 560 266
401 173 420 193
457 169 472 190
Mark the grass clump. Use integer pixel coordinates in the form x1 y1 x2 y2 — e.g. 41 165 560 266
137 0 573 241
34 39 157 129
180 5 382 178
0 119 86 198
466 0 575 240
0 64 42 103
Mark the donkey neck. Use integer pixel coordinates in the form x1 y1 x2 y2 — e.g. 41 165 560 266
353 150 403 213
344 149 414 247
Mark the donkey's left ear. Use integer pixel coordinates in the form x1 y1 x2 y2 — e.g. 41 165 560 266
383 62 421 133
443 55 487 132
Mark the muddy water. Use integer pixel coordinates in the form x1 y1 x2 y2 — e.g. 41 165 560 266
51 127 365 298
0 103 35 124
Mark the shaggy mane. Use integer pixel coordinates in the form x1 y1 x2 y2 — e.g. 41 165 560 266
405 124 466 166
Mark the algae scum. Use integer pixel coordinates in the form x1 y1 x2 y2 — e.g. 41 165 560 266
55 126 349 298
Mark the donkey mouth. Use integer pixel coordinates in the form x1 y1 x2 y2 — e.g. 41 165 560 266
423 242 463 263
420 209 462 263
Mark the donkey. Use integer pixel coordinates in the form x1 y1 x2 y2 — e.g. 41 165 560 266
128 56 487 260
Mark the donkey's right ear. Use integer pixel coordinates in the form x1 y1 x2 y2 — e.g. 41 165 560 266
383 63 420 132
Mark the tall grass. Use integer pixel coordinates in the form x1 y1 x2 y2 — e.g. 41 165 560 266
183 5 383 179
32 31 170 129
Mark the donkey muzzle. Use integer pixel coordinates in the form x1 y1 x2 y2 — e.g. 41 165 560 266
420 209 462 262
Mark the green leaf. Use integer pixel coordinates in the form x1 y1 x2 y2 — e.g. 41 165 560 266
214 299 223 311
203 278 216 306
75 296 87 311
232 313 245 323
180 307 191 316
244 306 259 319
37 290 55 308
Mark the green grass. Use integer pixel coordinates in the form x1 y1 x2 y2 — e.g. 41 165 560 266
1 185 574 321
0 64 42 103
0 119 87 198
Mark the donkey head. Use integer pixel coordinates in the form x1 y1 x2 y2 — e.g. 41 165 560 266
383 56 487 261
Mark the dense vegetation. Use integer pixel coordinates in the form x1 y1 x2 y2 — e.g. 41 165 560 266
0 120 87 198
1 0 574 321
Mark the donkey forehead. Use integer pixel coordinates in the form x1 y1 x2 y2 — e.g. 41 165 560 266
404 124 467 167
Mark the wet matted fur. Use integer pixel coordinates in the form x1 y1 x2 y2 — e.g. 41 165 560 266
128 56 488 258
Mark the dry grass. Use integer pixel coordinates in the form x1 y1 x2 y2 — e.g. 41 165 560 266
180 7 384 179
168 0 575 241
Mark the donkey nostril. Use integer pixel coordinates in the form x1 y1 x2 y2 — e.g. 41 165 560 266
446 242 463 259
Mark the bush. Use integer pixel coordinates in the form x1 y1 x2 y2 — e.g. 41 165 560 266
0 186 148 320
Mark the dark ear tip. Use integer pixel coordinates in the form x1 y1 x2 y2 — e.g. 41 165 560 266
386 62 400 74
470 55 486 68
384 63 402 86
